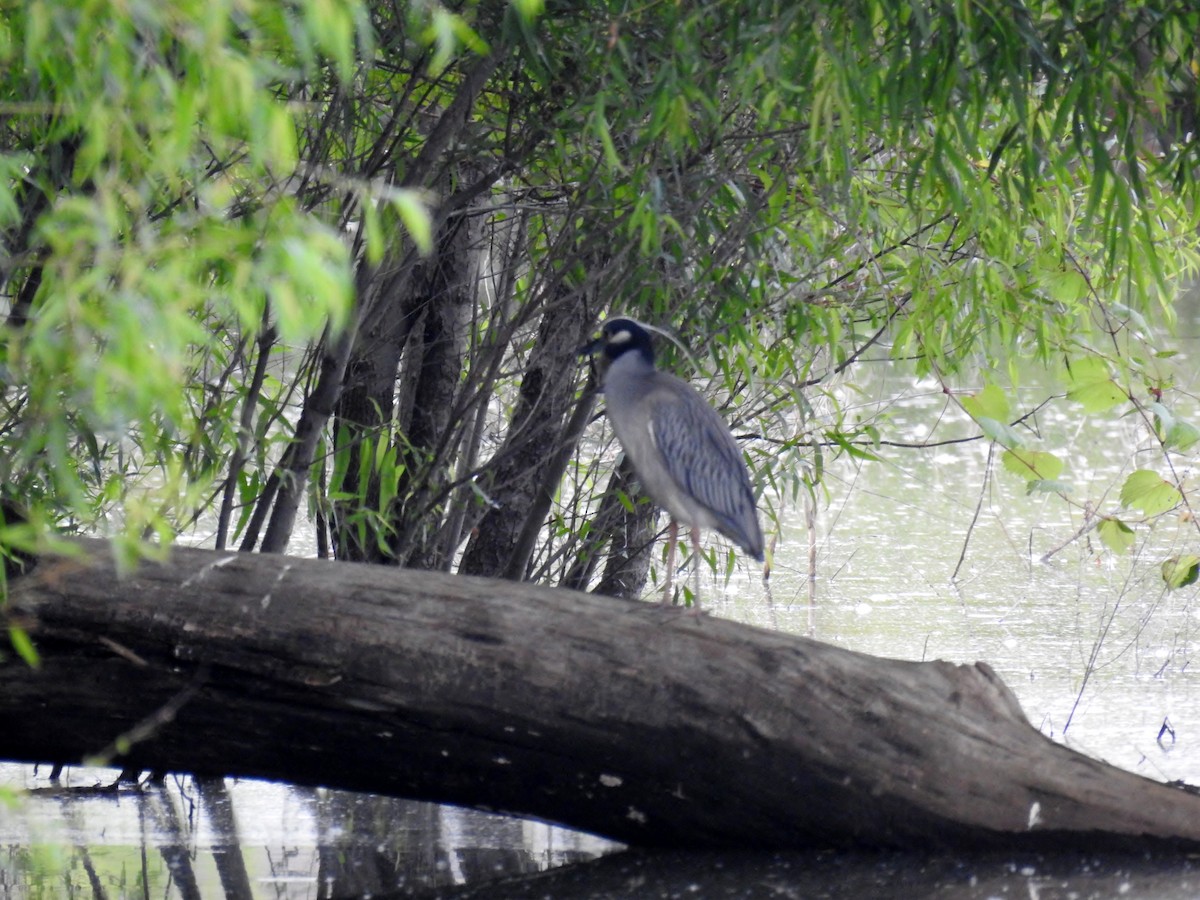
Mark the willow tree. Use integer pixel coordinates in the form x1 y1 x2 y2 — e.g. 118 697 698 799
3 0 1200 630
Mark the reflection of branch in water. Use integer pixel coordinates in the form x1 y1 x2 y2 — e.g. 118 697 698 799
197 775 255 900
84 664 210 768
57 789 109 899
143 778 203 900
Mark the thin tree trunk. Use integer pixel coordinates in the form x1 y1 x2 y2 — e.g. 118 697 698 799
259 321 359 553
503 383 599 581
458 296 597 578
330 266 419 563
594 484 659 600
237 470 279 553
216 322 276 551
2 135 80 331
434 209 528 569
391 206 475 569
252 47 505 557
561 455 658 600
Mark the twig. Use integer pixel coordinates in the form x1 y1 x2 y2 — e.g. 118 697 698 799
1038 508 1100 564
806 491 817 637
952 442 995 582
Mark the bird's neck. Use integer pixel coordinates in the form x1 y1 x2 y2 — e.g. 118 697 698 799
600 349 654 397
609 345 654 371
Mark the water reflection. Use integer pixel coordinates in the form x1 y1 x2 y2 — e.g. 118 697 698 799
14 768 1199 900
0 764 617 898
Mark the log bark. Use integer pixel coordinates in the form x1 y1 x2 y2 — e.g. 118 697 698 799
3 539 1200 851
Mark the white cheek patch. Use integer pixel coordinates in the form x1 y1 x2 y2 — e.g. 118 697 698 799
609 329 633 344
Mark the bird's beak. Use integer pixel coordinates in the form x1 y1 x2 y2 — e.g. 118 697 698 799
576 335 605 359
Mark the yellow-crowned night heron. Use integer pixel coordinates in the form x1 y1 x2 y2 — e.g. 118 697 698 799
581 317 764 608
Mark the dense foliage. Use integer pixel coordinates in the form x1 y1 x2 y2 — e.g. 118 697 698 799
3 0 1200 630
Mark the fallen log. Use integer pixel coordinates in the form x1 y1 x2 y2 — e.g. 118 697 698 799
2 538 1199 850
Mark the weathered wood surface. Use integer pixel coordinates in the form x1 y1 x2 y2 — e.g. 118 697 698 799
3 539 1199 850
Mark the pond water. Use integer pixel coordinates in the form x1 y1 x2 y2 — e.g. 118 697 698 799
738 368 1200 790
5 315 1200 897
0 765 612 897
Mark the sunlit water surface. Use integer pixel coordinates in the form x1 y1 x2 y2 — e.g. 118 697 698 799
729 369 1200 790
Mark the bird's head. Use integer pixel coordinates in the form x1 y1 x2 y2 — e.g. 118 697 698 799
578 317 655 368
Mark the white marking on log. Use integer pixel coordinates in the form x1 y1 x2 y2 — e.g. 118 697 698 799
180 555 237 588
260 564 293 610
1027 801 1042 829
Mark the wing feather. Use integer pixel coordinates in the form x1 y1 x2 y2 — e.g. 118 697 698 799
647 382 763 558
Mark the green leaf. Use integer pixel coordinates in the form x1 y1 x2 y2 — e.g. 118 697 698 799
1001 448 1063 483
362 197 384 265
1064 357 1126 413
1165 419 1200 452
510 0 545 24
424 7 461 75
592 97 626 172
384 187 434 256
1119 469 1182 516
469 481 500 510
1044 269 1088 304
1097 518 1135 554
8 625 39 668
1063 356 1109 386
265 105 299 171
1161 555 1200 590
1149 401 1174 441
1067 378 1127 413
825 429 883 462
961 383 1009 421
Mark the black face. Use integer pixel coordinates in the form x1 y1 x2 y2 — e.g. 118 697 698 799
580 317 655 365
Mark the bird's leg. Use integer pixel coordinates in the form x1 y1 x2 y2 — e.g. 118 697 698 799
688 527 703 614
661 519 679 605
